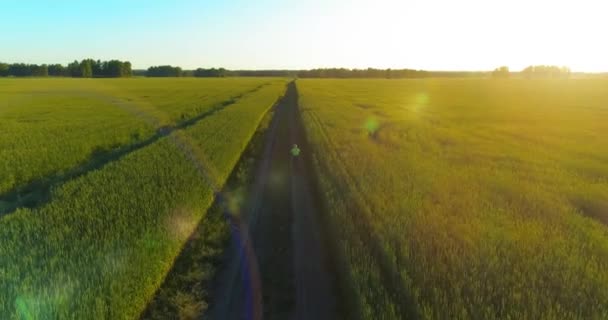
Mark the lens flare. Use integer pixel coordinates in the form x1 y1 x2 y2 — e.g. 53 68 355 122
415 92 429 106
364 117 380 136
15 297 33 320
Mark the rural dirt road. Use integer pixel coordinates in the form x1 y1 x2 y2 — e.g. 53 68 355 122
209 82 339 320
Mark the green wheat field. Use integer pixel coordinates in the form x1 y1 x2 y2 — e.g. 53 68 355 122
1 77 607 319
0 78 287 319
298 78 608 319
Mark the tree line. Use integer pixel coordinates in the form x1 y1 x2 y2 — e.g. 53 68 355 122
297 68 430 78
492 65 572 78
1 61 576 79
521 65 571 78
143 67 457 78
144 66 576 79
0 59 132 77
146 65 183 77
291 69 487 78
145 66 291 77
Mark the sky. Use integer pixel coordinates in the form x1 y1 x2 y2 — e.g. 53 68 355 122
1 0 607 72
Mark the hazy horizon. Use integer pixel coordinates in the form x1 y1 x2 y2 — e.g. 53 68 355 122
3 0 608 72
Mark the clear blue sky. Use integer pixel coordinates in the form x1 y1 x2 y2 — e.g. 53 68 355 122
2 0 607 71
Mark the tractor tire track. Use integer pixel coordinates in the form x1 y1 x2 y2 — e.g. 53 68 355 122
0 84 268 217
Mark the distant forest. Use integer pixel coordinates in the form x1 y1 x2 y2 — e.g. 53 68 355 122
0 59 595 79
142 66 484 78
491 65 572 79
0 59 132 77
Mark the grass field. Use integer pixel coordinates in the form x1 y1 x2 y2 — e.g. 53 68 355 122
3 77 608 319
0 78 270 202
0 78 287 319
142 99 277 319
297 79 608 319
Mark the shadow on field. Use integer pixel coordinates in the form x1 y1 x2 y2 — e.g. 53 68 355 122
304 101 421 319
209 82 341 320
209 83 295 320
140 88 277 320
0 85 267 216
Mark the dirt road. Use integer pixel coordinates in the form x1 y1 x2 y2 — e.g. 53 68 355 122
209 82 338 320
